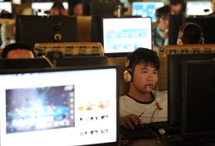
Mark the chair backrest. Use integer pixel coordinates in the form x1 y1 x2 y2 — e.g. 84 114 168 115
159 44 215 57
34 42 104 56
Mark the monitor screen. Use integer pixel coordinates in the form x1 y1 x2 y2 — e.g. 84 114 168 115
181 60 215 139
0 66 118 146
0 2 12 13
32 2 69 15
168 53 215 126
186 1 212 16
16 16 78 48
132 2 164 22
102 17 152 55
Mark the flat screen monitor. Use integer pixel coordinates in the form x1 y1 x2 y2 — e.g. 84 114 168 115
0 58 51 69
131 2 164 22
31 2 69 15
168 53 215 126
56 56 108 67
0 2 12 13
185 17 215 44
102 17 152 56
0 66 118 146
186 1 212 16
181 60 215 139
168 14 184 45
16 16 78 48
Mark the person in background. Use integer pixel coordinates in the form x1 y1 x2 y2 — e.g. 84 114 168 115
1 42 35 59
152 5 171 52
50 2 68 16
208 0 215 16
169 0 186 15
70 0 83 16
177 22 204 45
120 48 167 129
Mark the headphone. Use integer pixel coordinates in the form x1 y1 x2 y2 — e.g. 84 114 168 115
123 58 133 82
177 22 204 45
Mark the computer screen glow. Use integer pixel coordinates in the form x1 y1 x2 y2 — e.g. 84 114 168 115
186 1 212 16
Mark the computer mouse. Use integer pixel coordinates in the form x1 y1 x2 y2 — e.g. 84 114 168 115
134 124 144 130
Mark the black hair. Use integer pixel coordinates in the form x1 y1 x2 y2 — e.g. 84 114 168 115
127 48 160 71
51 2 66 15
1 42 35 58
70 0 83 8
181 23 203 44
156 5 171 18
170 0 184 5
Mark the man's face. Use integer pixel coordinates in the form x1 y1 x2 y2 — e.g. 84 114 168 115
131 63 158 93
7 49 34 59
159 16 169 30
73 4 83 16
171 4 182 14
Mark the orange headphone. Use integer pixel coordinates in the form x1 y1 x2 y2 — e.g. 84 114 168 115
177 22 204 45
123 58 133 82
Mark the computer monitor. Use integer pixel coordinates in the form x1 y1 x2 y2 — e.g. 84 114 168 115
185 17 215 44
181 60 215 139
0 58 51 70
0 2 12 13
168 53 215 126
131 2 164 22
56 56 108 67
16 16 78 48
0 66 118 146
168 15 184 45
186 1 212 16
102 17 152 57
32 2 69 15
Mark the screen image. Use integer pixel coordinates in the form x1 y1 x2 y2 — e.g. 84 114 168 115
0 67 117 146
132 2 164 22
0 2 12 13
32 2 68 15
102 17 152 54
186 1 212 16
6 85 75 134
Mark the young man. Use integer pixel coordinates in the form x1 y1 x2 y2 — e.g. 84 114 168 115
152 5 171 51
1 43 35 59
120 48 167 129
177 22 204 45
70 0 83 16
170 0 186 15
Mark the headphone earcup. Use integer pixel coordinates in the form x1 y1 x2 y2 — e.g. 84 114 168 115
177 38 183 45
123 70 132 83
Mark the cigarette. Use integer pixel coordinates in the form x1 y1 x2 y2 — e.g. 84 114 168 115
147 85 150 90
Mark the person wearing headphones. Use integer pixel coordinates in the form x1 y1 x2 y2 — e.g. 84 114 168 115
177 22 204 45
1 42 35 59
152 5 171 53
50 2 68 16
120 48 167 129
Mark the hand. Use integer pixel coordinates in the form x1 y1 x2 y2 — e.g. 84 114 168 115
120 114 142 130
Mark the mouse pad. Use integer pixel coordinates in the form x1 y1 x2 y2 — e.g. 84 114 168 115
120 125 159 140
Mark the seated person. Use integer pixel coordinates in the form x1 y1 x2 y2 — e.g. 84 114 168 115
70 0 83 16
120 48 167 129
50 2 68 16
1 42 35 59
170 0 186 15
208 0 215 16
177 22 204 45
152 5 171 52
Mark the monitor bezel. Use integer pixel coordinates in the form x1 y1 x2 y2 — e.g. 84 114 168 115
0 65 119 146
181 60 215 139
101 17 152 57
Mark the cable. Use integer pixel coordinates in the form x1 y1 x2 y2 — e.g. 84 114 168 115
145 123 161 144
41 55 55 68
